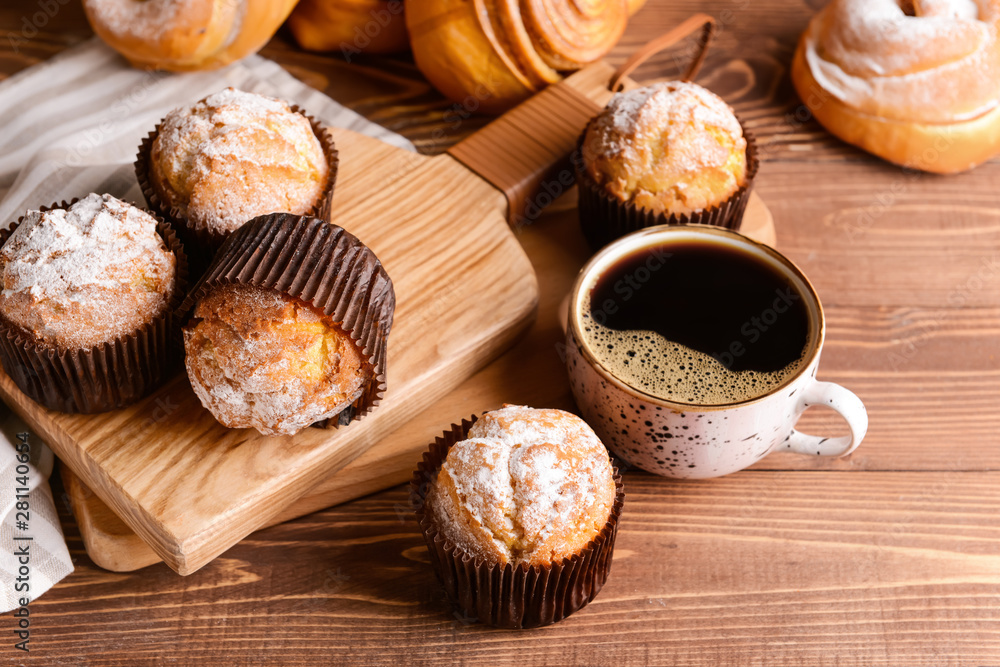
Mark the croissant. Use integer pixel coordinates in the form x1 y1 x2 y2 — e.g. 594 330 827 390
81 0 298 71
288 0 409 56
407 0 631 114
792 0 1000 174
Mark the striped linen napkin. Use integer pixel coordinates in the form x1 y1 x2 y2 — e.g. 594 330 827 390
0 405 70 616
0 37 415 607
0 37 415 221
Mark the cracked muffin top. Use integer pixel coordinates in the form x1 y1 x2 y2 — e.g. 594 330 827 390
425 405 616 567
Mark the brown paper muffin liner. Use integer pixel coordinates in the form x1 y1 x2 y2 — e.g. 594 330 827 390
410 417 626 629
575 118 759 251
179 213 394 428
0 199 189 414
135 104 339 277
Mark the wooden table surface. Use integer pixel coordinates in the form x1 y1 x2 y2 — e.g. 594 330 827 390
3 1 1000 665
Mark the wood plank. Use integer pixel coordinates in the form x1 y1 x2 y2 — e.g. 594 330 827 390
4 0 1000 663
754 161 1000 308
32 471 1000 665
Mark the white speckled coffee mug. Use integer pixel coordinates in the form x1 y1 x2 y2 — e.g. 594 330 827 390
564 225 867 479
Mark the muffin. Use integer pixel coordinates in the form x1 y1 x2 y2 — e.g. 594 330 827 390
576 80 758 249
136 87 338 271
181 213 394 436
0 194 187 413
413 406 625 628
185 283 373 436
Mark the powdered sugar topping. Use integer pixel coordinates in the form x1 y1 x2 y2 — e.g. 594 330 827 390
803 0 1000 122
153 87 329 233
1 194 172 301
82 0 240 53
588 81 744 171
184 284 369 436
433 406 615 564
0 193 176 348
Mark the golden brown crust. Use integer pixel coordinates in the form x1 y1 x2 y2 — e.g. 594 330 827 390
582 81 747 216
406 0 537 115
149 88 330 236
486 0 562 88
406 0 627 114
0 194 176 350
793 0 1000 173
81 0 299 72
288 0 409 54
183 283 372 436
519 0 628 71
425 405 616 567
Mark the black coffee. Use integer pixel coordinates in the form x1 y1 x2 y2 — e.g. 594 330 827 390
582 239 812 404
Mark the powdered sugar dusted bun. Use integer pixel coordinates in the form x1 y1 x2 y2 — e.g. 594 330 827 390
82 0 299 72
184 283 373 436
582 81 747 216
150 88 331 235
792 0 1000 173
0 194 176 350
425 405 616 567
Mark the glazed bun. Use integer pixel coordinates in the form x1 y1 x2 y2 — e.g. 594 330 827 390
406 0 629 114
425 405 616 567
792 0 1000 173
82 0 298 71
582 81 747 216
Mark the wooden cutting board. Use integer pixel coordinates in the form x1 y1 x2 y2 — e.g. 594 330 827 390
63 193 775 572
1 121 540 575
11 60 769 574
1 60 643 575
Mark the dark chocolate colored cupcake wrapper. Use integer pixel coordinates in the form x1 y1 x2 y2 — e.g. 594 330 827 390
135 104 339 277
0 199 189 414
410 417 625 629
180 213 394 428
575 117 759 251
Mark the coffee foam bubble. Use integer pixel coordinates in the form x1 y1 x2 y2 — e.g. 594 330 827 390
581 300 806 405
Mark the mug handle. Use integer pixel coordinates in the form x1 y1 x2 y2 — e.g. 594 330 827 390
785 379 868 457
563 290 867 458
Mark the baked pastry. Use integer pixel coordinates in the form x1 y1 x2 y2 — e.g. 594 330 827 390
0 194 176 349
426 405 616 566
0 194 186 413
184 284 373 436
288 0 409 55
792 0 1000 174
576 80 757 249
181 213 394 436
82 0 299 71
407 0 629 114
585 81 748 216
412 406 624 628
139 88 336 268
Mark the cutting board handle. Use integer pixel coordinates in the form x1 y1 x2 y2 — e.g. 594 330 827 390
447 62 616 229
447 16 717 229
